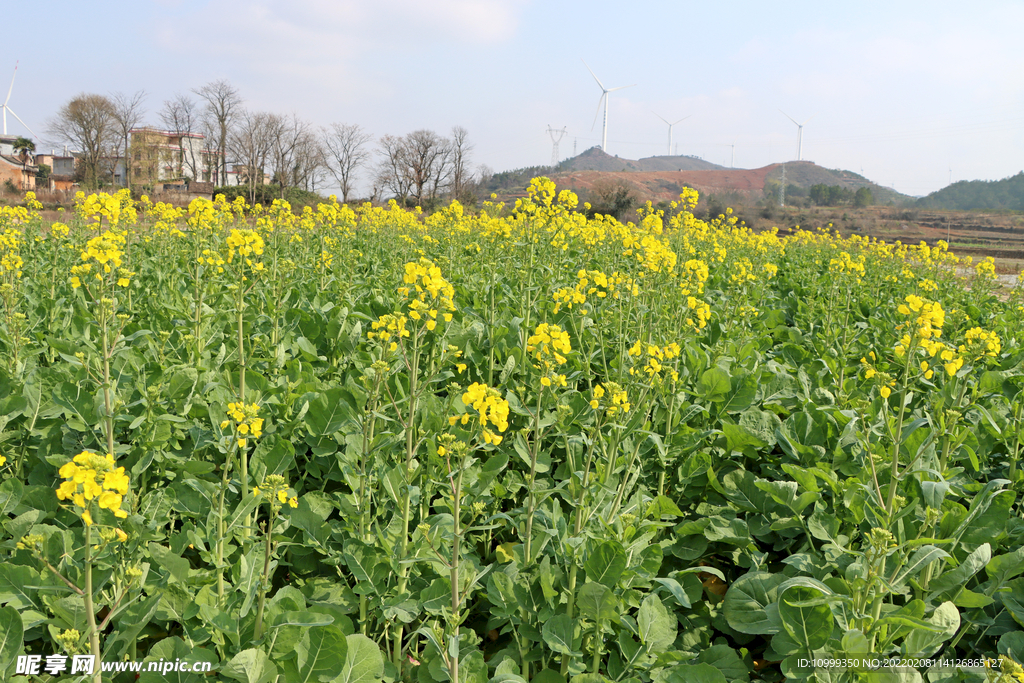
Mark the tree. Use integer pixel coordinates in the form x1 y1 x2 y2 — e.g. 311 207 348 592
374 129 455 207
374 134 413 204
407 129 453 204
13 136 34 157
588 177 637 219
193 80 242 186
854 186 873 208
36 163 50 186
266 113 320 197
291 128 328 192
110 90 147 189
449 126 473 203
160 94 204 181
228 109 275 203
322 123 371 202
46 93 117 189
809 184 830 206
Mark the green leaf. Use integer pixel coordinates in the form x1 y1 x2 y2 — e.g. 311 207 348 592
920 480 949 510
584 541 627 588
980 370 1009 395
1000 631 1024 663
778 586 833 651
723 572 786 635
807 509 840 542
272 611 335 628
282 625 348 683
652 577 691 608
987 545 1024 587
927 543 990 599
104 594 162 661
0 606 24 676
225 494 260 535
698 368 731 403
542 614 581 656
891 546 948 589
695 645 748 683
570 675 611 683
0 479 23 518
721 421 767 454
646 495 683 518
138 637 218 683
222 649 278 683
953 589 993 608
904 602 959 657
704 516 750 545
304 387 356 440
679 663 727 683
148 543 191 583
718 469 772 514
638 594 676 653
0 565 41 609
577 582 619 622
343 540 384 593
338 634 384 683
487 571 518 619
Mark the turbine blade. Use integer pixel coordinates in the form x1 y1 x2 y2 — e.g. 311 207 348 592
802 114 816 125
779 109 799 126
673 115 692 125
5 62 18 107
607 84 635 93
591 92 606 132
8 107 36 139
653 111 670 125
581 59 606 92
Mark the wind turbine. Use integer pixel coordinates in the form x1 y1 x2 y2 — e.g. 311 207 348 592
2 62 35 138
780 110 813 161
583 60 634 153
653 112 690 156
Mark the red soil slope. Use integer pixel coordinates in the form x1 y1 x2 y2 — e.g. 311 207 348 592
552 166 777 204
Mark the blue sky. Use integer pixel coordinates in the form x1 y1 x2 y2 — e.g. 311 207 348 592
6 1 1023 196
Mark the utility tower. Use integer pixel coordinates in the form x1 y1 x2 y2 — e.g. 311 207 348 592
547 125 567 167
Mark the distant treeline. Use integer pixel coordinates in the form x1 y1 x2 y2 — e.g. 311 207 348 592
809 184 873 207
917 171 1024 211
763 181 872 207
485 165 559 194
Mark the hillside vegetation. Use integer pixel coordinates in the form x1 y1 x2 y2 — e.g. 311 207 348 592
918 171 1024 211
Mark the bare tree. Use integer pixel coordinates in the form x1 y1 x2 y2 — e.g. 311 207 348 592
292 130 328 192
374 134 413 204
47 93 117 189
193 80 242 186
267 113 317 198
322 123 371 202
228 109 275 203
450 126 473 202
374 130 457 206
160 94 204 181
110 90 146 189
405 129 453 204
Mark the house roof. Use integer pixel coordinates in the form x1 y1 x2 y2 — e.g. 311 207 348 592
0 155 37 171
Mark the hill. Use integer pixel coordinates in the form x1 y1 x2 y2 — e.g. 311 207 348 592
917 172 1024 211
486 151 912 209
544 159 912 207
762 162 909 206
560 146 726 172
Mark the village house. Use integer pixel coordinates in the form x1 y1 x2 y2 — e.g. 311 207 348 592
34 152 76 191
128 127 220 186
0 135 37 191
